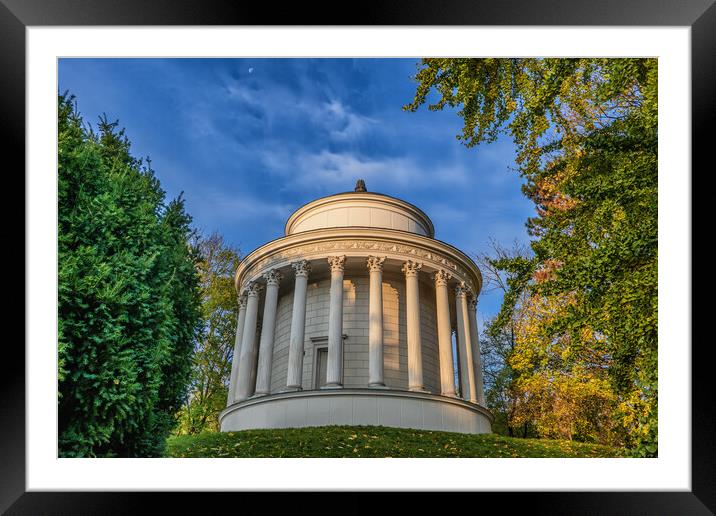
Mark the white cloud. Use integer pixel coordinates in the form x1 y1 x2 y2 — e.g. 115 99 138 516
296 151 415 187
321 99 377 141
221 81 378 144
259 149 472 192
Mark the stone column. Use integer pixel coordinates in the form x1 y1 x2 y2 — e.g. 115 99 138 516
325 256 346 388
367 256 386 387
249 320 261 395
452 326 462 395
235 282 263 401
455 282 477 403
285 260 311 391
227 293 248 405
468 295 486 406
402 260 426 392
254 269 283 396
433 270 457 397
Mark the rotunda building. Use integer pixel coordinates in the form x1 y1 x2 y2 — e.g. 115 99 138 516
220 180 492 434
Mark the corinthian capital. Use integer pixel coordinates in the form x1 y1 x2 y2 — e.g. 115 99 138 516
238 293 248 309
468 295 478 311
454 281 473 298
327 255 346 273
401 260 423 277
292 260 311 277
246 281 264 297
433 269 452 287
263 269 283 286
366 256 386 273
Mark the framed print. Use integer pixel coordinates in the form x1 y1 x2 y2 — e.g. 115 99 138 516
6 0 712 512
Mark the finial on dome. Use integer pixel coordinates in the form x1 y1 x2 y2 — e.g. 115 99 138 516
355 179 367 192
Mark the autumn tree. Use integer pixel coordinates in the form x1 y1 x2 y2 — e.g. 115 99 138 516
174 232 241 435
509 292 619 444
407 58 657 455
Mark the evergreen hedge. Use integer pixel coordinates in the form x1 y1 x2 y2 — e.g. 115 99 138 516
58 93 202 457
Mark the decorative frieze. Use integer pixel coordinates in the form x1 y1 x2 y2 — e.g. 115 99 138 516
242 239 476 287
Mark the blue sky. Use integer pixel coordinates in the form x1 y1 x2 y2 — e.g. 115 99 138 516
58 58 535 321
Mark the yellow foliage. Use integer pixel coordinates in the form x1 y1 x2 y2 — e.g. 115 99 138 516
508 293 620 445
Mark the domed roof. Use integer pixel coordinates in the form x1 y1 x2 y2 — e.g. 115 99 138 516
284 180 435 238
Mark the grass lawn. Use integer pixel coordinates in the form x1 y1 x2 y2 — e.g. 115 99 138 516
165 425 624 458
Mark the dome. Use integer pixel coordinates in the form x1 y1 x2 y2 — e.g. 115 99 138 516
284 180 435 238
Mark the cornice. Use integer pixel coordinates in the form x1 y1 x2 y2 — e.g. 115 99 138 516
235 227 482 296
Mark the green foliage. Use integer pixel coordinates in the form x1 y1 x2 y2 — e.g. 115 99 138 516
165 426 623 458
481 318 523 437
174 233 241 435
407 58 657 455
58 93 202 457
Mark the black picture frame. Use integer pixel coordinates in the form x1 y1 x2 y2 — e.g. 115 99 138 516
5 0 711 512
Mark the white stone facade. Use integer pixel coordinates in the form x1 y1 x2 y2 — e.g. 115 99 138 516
220 185 492 434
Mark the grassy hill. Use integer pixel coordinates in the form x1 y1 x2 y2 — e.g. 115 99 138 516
165 425 623 458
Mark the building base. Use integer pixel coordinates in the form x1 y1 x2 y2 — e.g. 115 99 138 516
219 388 493 435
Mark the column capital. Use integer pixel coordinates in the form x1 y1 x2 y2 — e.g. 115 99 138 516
291 260 311 277
366 255 386 272
246 281 264 297
263 269 283 286
401 260 423 277
468 295 478 311
454 281 473 298
433 269 453 287
327 255 346 273
238 293 248 309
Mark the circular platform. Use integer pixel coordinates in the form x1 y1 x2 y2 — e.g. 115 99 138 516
219 388 493 434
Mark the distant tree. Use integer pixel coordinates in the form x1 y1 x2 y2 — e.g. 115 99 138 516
480 318 520 437
407 58 657 456
175 232 241 435
475 239 532 438
58 93 202 457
